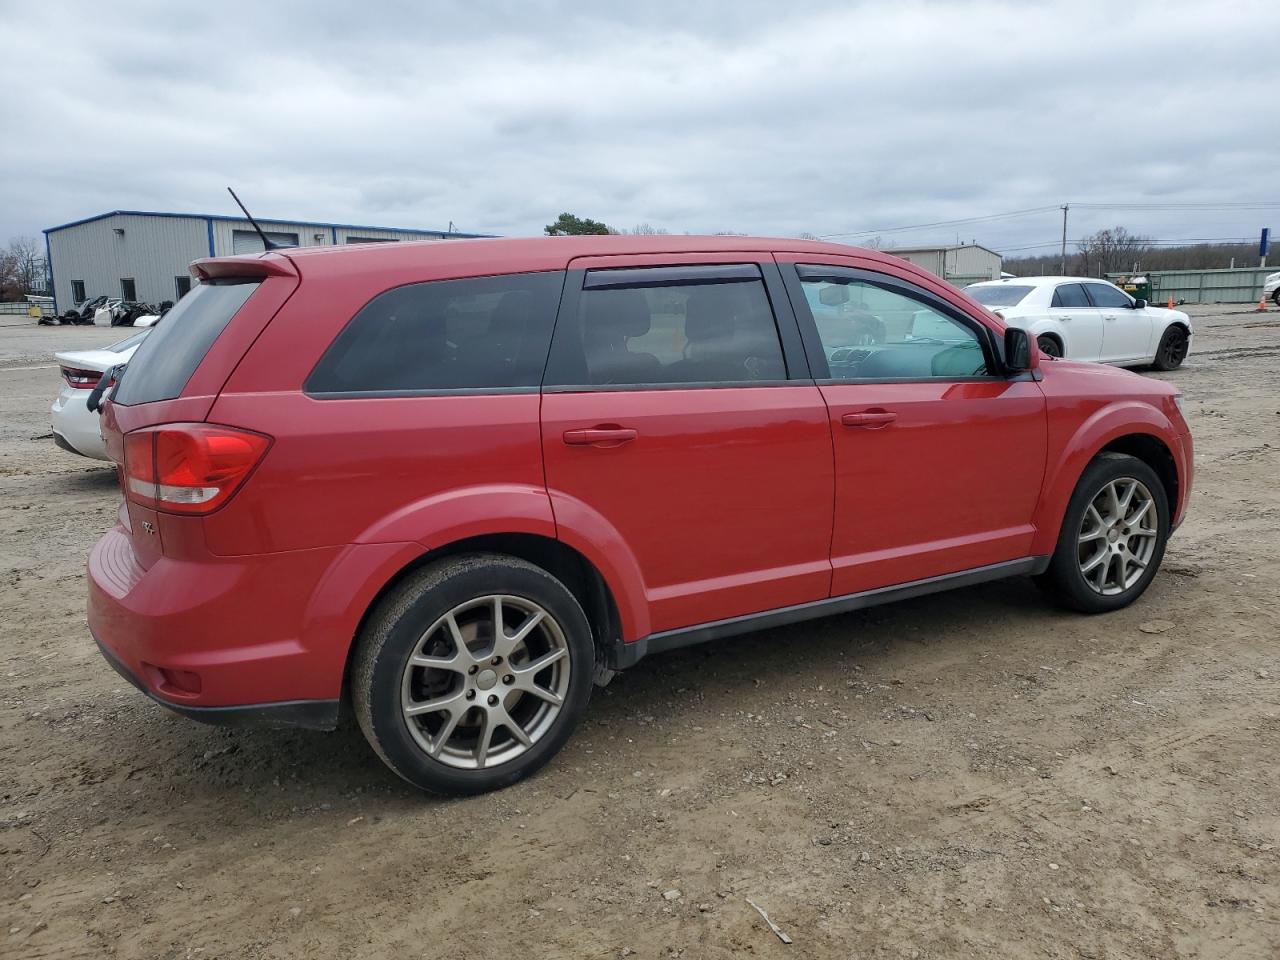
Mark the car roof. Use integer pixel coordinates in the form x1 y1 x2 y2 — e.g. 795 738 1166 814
969 276 1114 286
206 234 911 281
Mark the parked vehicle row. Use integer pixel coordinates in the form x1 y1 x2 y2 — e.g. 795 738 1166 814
83 236 1192 795
41 297 170 327
965 276 1193 369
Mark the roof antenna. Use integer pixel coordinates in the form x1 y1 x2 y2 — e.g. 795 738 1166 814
226 187 278 250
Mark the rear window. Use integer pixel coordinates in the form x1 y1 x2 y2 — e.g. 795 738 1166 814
112 281 258 405
306 271 563 396
966 284 1033 306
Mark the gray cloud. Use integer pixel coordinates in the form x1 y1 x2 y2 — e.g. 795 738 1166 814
2 0 1277 252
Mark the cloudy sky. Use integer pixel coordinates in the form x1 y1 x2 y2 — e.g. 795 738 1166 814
3 0 1277 255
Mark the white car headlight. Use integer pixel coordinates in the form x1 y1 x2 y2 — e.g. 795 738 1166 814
1173 394 1186 416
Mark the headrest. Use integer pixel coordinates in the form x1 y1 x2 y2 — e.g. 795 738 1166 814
583 290 651 341
683 290 735 342
488 291 532 340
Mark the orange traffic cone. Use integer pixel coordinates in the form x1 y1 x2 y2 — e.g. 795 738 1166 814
1167 296 1174 309
1259 296 1268 312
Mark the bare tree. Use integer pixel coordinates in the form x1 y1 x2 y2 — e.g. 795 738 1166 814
621 223 669 236
0 236 44 302
1077 226 1150 275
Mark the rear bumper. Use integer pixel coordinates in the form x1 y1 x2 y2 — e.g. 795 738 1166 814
51 389 109 460
93 632 338 729
87 524 347 729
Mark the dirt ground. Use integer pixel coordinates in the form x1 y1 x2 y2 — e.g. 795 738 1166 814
1 306 1278 960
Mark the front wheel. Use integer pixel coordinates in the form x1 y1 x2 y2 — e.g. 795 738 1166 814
1036 453 1170 613
353 554 595 795
1036 334 1064 359
1272 289 1280 308
1152 326 1188 370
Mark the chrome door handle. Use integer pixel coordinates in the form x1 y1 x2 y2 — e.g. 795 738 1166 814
841 411 897 429
563 426 638 447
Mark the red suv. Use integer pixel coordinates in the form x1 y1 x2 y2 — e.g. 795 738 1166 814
88 237 1192 794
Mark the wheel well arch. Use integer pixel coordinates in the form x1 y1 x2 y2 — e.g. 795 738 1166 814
1165 320 1191 336
1035 330 1064 352
339 533 622 703
1099 433 1178 507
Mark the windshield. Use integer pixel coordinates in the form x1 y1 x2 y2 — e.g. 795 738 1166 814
966 284 1034 306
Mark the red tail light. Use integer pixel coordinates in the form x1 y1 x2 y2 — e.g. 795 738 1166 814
123 424 271 515
62 366 109 389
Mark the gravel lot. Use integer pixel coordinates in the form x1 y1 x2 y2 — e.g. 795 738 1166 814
1 307 1278 959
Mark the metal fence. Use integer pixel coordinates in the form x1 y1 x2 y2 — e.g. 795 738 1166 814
1106 267 1276 304
0 301 53 317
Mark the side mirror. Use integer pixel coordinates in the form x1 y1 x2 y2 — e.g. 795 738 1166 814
1003 327 1033 374
1132 298 1147 309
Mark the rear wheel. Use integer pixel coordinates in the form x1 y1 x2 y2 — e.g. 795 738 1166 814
1036 334 1064 359
1152 325 1188 370
353 554 594 795
1037 453 1170 613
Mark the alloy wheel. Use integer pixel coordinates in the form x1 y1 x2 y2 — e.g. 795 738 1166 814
399 595 571 770
1161 330 1188 367
1076 477 1159 595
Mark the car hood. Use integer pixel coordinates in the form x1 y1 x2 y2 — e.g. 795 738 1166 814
54 345 140 373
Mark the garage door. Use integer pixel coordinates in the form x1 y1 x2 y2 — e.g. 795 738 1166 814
231 229 300 253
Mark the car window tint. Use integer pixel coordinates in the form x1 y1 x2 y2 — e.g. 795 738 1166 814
565 277 786 386
799 277 988 380
1051 283 1091 308
1084 282 1132 308
113 281 259 405
307 271 563 394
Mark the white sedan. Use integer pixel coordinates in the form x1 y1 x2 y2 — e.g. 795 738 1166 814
51 331 148 460
965 276 1193 370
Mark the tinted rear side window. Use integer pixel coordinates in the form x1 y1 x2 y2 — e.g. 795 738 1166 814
113 281 259 405
1084 282 1132 308
306 271 564 396
1051 283 1091 308
546 270 787 387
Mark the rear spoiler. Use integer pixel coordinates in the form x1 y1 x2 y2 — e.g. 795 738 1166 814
190 252 297 282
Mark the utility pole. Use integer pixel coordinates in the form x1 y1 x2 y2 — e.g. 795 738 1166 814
1060 204 1069 276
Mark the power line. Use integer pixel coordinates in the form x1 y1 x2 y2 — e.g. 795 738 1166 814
819 205 1059 239
821 200 1279 241
996 237 1262 254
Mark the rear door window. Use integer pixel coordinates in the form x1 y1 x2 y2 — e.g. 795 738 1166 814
545 265 787 387
112 280 259 405
1083 282 1132 308
1051 283 1091 308
306 271 564 396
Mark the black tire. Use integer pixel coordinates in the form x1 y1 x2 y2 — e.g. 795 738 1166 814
1036 453 1170 614
1151 325 1188 371
352 553 594 795
1272 289 1280 308
1036 334 1064 359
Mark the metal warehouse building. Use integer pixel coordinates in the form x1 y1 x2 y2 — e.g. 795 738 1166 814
884 243 1003 286
44 210 490 312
